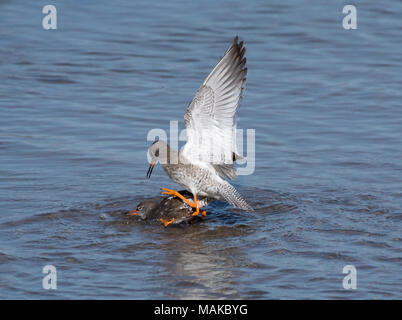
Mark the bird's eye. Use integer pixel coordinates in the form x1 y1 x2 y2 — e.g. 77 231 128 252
155 149 159 157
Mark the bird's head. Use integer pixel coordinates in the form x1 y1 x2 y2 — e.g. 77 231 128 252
146 140 168 178
129 200 158 219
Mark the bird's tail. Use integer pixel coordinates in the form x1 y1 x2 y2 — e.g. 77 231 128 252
219 181 254 211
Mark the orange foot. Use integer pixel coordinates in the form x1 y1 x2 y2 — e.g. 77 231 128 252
160 218 175 227
161 188 207 218
161 188 196 208
192 209 207 217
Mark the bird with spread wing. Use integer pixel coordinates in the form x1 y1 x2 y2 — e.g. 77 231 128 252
144 36 253 226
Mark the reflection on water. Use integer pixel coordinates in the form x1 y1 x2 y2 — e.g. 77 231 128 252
1 0 401 299
2 185 400 299
162 233 242 299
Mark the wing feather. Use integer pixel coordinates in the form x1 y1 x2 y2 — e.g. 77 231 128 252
182 36 247 180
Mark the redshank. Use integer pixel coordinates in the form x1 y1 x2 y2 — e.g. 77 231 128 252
128 190 213 226
146 36 253 226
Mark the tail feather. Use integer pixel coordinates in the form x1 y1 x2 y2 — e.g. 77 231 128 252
219 182 254 211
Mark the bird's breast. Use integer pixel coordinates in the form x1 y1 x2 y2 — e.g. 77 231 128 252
162 163 221 198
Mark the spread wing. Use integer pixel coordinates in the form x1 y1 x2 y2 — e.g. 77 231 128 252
181 36 247 180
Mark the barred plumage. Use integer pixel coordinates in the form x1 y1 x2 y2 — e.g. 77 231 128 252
147 37 253 215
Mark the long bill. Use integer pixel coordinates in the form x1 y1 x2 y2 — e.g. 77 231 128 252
146 161 156 178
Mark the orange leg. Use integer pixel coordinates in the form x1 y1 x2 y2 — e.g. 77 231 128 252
161 188 207 217
160 218 175 227
161 188 196 208
190 194 207 218
191 193 200 216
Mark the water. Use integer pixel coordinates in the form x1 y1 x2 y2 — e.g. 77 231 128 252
1 0 401 299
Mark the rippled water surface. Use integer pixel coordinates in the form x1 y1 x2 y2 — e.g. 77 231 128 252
1 0 401 299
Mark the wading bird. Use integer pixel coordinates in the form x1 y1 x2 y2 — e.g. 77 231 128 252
146 36 253 226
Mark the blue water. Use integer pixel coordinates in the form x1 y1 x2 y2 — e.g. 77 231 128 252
0 0 401 299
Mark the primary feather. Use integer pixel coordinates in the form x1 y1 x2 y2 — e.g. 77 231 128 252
181 36 247 180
